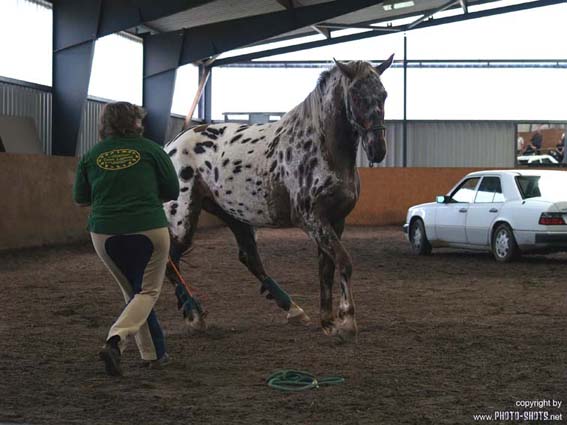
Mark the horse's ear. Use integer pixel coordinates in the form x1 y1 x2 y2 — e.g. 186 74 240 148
375 54 394 75
333 58 356 80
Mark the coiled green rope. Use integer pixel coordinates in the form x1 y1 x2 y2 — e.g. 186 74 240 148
266 369 345 392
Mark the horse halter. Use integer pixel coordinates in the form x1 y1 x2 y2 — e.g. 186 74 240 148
349 119 386 133
345 97 386 134
345 97 386 167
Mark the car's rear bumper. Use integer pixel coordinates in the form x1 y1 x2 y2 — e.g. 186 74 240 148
534 233 567 244
515 230 567 253
402 224 409 234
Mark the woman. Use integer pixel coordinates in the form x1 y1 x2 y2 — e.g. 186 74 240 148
73 101 179 376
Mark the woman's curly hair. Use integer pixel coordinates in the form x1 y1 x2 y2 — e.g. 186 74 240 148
99 101 146 140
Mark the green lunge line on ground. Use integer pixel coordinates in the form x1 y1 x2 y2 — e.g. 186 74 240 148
266 369 345 392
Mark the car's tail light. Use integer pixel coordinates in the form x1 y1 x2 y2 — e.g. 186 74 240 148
539 212 566 225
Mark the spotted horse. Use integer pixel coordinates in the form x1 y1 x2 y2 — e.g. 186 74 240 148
164 55 394 341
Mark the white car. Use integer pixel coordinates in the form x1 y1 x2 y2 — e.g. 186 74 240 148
403 170 567 262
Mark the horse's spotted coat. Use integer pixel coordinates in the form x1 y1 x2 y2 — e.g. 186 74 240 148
164 113 338 240
164 57 394 339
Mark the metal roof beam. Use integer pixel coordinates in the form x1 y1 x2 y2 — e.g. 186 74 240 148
214 0 565 66
405 0 564 31
213 29 395 66
54 0 217 51
253 0 547 46
277 0 333 40
316 22 399 31
312 25 332 38
52 0 216 154
407 1 458 30
143 0 386 72
276 0 295 10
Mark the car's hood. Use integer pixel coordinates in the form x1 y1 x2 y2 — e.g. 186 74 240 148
409 201 437 210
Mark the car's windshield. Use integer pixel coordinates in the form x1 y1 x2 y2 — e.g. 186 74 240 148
516 174 567 199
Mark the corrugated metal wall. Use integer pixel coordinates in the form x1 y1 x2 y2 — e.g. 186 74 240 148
407 121 515 167
76 99 105 156
1 79 187 156
1 78 516 166
357 120 515 167
0 78 52 153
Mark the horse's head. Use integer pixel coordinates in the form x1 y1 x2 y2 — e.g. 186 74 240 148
334 55 394 165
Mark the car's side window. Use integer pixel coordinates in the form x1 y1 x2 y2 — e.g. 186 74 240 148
516 176 541 199
451 177 481 203
475 176 504 203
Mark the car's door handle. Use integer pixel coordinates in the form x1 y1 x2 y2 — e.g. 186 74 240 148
459 208 467 213
489 208 498 213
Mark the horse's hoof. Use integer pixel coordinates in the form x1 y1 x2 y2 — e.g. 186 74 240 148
321 319 338 336
286 303 310 326
322 326 338 337
336 317 358 343
184 316 207 334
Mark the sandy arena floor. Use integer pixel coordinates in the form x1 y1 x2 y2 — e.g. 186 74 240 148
1 226 566 425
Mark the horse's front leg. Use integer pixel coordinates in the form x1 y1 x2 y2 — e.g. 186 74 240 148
318 248 335 335
202 199 310 326
308 221 356 341
318 219 345 336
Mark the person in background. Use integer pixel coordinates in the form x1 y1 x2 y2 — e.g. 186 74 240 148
522 143 536 156
560 133 567 167
529 130 543 154
517 136 525 153
73 101 179 377
550 144 563 163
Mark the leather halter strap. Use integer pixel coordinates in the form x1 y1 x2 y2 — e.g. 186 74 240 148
345 97 386 134
345 98 385 167
350 119 386 133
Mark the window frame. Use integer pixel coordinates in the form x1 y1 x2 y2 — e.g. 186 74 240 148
450 177 481 203
474 176 504 204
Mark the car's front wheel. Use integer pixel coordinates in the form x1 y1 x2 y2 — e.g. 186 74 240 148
491 223 520 262
410 218 432 255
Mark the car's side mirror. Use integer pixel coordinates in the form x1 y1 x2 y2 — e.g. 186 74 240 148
436 195 449 204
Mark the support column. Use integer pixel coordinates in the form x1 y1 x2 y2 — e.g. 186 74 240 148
204 69 212 123
52 0 101 156
403 33 408 168
142 70 178 144
142 31 184 145
196 65 213 123
193 65 213 123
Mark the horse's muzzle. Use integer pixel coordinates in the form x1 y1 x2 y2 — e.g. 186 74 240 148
366 135 387 164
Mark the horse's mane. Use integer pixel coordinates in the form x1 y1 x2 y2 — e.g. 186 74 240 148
288 61 375 131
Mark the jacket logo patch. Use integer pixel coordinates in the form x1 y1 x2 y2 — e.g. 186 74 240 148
96 149 141 171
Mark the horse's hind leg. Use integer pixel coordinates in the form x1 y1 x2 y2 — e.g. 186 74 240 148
165 190 207 332
319 219 345 336
203 200 310 325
